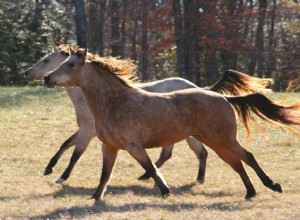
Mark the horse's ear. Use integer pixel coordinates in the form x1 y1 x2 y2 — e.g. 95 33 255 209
53 45 59 53
83 48 87 57
69 45 75 56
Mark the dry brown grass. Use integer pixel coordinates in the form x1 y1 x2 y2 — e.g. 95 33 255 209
0 86 299 220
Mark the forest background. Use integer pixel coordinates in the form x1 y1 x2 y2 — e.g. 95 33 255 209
0 0 299 90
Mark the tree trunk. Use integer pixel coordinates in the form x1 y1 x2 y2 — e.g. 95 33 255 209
110 0 121 57
266 0 277 78
88 0 99 52
98 0 106 56
72 0 87 47
120 0 128 58
220 0 239 72
249 0 268 77
203 1 219 85
183 0 199 84
141 0 149 80
172 0 187 79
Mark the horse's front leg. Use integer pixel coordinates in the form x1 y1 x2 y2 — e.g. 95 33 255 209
138 145 174 181
185 136 208 184
44 131 78 176
126 143 170 197
56 134 94 183
92 143 119 200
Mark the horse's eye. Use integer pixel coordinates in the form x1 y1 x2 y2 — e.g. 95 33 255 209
43 59 49 63
69 62 75 67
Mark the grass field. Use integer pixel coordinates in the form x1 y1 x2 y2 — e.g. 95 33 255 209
0 86 299 220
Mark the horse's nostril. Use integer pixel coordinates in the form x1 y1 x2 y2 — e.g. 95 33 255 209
44 75 50 84
24 71 28 78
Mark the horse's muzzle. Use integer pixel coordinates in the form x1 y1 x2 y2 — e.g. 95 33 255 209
44 75 54 88
24 71 28 80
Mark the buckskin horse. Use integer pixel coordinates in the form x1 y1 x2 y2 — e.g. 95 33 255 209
44 47 299 200
25 44 272 184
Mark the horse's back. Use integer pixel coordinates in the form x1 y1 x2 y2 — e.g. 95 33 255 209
168 89 238 143
139 77 198 93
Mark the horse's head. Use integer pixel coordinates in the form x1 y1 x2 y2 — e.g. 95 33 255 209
44 46 87 88
24 45 67 82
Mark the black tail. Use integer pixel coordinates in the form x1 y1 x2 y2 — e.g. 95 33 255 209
205 70 272 95
225 93 300 135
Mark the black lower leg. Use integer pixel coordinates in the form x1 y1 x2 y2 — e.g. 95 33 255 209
44 153 60 175
197 148 208 184
59 150 82 181
44 133 77 176
246 151 282 193
138 147 172 181
234 162 256 200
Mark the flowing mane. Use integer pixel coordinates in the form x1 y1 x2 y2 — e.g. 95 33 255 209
76 48 138 87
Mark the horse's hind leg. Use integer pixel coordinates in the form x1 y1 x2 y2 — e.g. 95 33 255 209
186 137 208 184
93 144 119 200
214 148 256 200
233 144 282 194
44 131 78 176
138 145 174 181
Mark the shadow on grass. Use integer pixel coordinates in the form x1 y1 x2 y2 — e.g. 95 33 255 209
50 182 200 198
23 183 249 219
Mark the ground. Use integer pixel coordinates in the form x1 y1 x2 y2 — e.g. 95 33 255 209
0 86 299 219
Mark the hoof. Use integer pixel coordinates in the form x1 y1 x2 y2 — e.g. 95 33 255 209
273 183 283 193
55 177 65 184
196 177 205 184
161 188 171 198
44 167 53 176
245 190 256 200
92 193 100 201
138 173 151 181
162 192 171 198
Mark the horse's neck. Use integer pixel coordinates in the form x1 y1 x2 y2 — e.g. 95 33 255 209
65 87 94 126
80 64 131 120
65 87 85 108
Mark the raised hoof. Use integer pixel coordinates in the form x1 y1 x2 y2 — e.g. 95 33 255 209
137 173 151 181
55 177 66 184
273 183 283 193
44 167 53 176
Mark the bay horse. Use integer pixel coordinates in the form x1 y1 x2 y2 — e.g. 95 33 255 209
44 47 300 200
25 44 273 183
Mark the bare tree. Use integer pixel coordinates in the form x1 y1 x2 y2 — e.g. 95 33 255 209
72 0 87 47
202 1 219 85
99 0 106 56
266 0 277 78
248 0 268 76
88 0 99 52
120 0 128 58
172 0 187 79
110 0 121 56
183 0 200 84
141 0 150 80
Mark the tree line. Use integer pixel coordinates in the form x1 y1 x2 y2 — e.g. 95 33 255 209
0 0 299 90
